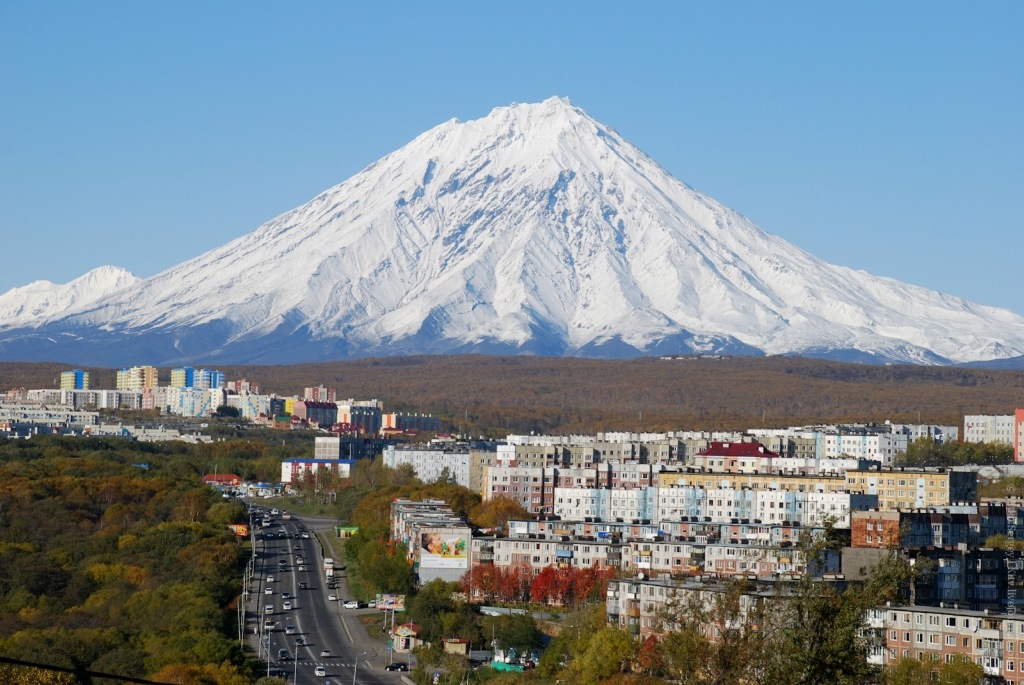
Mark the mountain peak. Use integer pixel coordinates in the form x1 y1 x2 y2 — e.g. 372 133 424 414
1 100 1023 367
0 265 138 329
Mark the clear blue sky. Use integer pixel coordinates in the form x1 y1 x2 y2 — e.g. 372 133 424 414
1 2 1021 312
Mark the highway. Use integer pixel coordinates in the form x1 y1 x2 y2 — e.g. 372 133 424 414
244 504 406 684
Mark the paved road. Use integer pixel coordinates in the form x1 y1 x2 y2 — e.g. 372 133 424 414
243 505 406 684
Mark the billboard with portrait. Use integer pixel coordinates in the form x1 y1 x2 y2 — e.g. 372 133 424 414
418 527 469 569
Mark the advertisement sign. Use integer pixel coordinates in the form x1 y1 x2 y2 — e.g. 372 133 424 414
378 593 406 611
419 528 469 569
228 524 250 537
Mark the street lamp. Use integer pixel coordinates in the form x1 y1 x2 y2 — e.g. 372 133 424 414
353 650 366 685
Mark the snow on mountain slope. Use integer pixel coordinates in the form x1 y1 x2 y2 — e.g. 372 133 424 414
0 265 138 329
2 97 1024 366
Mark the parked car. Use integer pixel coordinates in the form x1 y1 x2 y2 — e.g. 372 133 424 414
385 662 409 671
343 600 360 609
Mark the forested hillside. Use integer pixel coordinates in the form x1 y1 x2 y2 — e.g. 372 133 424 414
0 437 264 684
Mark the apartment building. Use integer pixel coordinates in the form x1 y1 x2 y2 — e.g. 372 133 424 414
844 467 977 510
658 469 851 495
170 367 225 390
553 486 658 522
690 441 780 473
59 369 90 390
866 604 1016 681
279 457 353 484
383 444 476 490
964 414 1018 445
852 504 1014 550
115 365 158 391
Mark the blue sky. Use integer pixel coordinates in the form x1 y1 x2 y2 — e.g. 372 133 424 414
1 2 1021 312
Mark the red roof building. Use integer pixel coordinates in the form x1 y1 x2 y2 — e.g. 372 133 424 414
692 441 778 473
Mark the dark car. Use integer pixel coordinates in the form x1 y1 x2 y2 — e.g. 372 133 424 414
384 663 409 671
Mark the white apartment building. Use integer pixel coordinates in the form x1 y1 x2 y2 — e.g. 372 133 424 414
383 444 473 489
553 486 658 522
824 432 908 465
964 414 1016 445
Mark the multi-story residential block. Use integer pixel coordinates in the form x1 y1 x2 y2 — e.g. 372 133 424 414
223 391 272 420
226 378 260 394
293 400 337 427
553 486 658 522
690 441 780 472
1018 408 1024 464
280 458 356 485
658 469 852 495
390 498 471 584
852 504 1014 550
0 403 98 429
115 365 158 391
303 385 336 403
311 435 392 461
337 399 383 434
655 485 876 528
867 604 1013 680
59 369 90 390
844 467 977 510
482 465 555 513
383 444 476 490
964 414 1017 445
383 412 441 433
153 386 222 417
170 367 225 390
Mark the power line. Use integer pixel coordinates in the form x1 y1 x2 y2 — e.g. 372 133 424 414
0 655 176 685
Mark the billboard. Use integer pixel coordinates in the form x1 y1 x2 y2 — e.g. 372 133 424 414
418 528 469 569
377 593 406 611
228 524 250 537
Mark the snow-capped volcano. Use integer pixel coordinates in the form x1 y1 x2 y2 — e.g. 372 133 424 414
0 266 138 329
2 97 1023 366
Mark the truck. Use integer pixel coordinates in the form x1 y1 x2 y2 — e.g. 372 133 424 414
324 558 334 578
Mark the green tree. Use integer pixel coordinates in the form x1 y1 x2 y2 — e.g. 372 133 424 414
574 627 635 685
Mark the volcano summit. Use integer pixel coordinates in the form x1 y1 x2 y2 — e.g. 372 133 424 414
2 97 1023 366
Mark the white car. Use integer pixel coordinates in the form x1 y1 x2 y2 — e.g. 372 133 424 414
328 593 337 601
301 532 309 539
266 575 274 583
282 601 292 610
314 666 326 677
265 587 273 595
285 625 296 635
343 600 360 609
